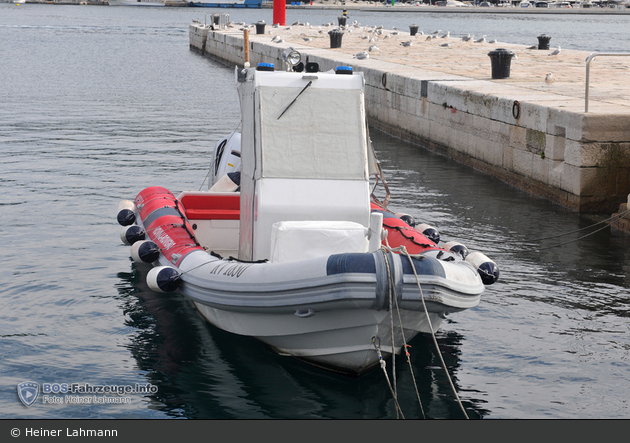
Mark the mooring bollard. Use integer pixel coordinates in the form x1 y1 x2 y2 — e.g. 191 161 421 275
338 16 347 26
487 48 516 79
328 29 344 48
409 24 419 36
255 21 266 35
537 34 551 50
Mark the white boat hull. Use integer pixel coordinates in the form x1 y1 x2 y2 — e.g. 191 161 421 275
162 248 481 376
194 302 445 375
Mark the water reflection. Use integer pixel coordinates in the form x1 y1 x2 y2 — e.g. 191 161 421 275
116 263 490 419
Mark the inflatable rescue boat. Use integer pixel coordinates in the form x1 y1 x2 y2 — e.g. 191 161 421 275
116 61 498 376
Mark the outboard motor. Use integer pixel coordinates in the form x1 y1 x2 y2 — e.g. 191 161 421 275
209 132 242 188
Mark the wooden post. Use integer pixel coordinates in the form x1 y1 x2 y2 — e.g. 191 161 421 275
243 28 250 67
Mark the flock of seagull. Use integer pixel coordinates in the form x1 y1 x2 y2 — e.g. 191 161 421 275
235 19 563 86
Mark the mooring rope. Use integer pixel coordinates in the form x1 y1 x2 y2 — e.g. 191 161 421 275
533 207 630 242
384 243 470 419
391 283 426 419
372 337 405 419
382 250 398 416
498 208 630 254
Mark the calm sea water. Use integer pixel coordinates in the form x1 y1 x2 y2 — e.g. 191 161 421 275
1 4 629 420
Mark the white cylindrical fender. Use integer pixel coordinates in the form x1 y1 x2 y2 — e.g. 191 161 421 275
395 212 416 227
465 251 499 285
415 223 440 244
120 225 145 246
131 240 161 264
116 199 137 226
443 241 469 259
147 266 181 293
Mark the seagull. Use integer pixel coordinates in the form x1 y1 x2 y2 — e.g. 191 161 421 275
302 37 312 42
368 45 380 52
527 44 537 49
440 31 450 38
354 51 369 60
549 46 561 56
488 38 498 44
440 43 451 48
431 30 441 35
271 35 282 42
474 35 487 44
545 72 555 87
400 40 413 47
461 34 473 43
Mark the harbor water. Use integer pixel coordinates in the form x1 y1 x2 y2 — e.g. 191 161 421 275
1 4 630 419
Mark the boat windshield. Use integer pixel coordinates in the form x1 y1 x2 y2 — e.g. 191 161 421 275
258 85 368 181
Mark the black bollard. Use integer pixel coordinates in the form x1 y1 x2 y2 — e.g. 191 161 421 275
255 21 266 35
328 29 344 48
338 16 347 26
487 48 516 79
409 24 419 36
537 34 551 50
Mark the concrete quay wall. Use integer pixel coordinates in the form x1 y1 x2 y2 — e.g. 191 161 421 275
190 24 630 214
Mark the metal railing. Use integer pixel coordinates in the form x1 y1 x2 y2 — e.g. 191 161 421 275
585 52 630 113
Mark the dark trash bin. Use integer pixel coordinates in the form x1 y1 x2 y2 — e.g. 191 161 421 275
537 34 551 50
328 29 344 48
487 48 516 79
255 21 266 35
338 16 347 26
409 24 419 36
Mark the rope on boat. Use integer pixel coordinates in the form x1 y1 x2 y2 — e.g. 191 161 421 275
375 245 428 419
390 244 470 420
391 281 426 419
521 207 630 253
382 251 399 418
470 208 630 256
372 337 405 419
